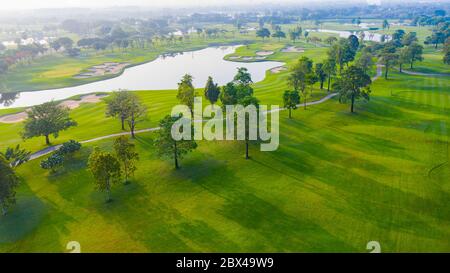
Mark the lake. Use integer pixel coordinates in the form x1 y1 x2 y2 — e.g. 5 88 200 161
307 29 389 42
0 46 283 109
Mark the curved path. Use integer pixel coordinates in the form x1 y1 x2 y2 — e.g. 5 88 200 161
28 64 385 161
397 68 449 77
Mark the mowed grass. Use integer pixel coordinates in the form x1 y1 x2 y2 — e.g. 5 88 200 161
0 60 449 252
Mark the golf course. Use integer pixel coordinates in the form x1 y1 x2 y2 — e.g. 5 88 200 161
0 11 449 253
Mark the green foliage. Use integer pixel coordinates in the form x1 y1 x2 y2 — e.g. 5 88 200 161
256 28 271 40
88 147 122 202
333 66 371 113
113 136 139 183
0 145 30 168
22 101 77 145
154 115 197 169
204 76 220 106
177 74 197 117
283 90 300 118
0 156 19 216
315 63 327 89
233 67 253 85
105 90 137 130
40 153 64 173
58 140 81 156
355 50 374 74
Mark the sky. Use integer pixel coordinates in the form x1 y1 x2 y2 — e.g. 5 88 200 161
0 0 382 10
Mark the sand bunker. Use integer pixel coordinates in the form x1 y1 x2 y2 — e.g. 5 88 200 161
229 56 241 60
0 94 108 124
281 46 305 53
256 51 274 56
74 62 130 79
270 66 288 74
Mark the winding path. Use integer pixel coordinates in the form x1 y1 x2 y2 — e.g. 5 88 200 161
28 64 385 161
398 69 449 77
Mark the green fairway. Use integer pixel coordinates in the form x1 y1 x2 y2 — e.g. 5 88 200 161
0 24 449 253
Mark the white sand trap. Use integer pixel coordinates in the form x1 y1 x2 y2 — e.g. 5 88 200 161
229 56 241 60
254 56 267 60
256 51 274 56
241 57 254 61
74 63 130 79
270 66 288 74
0 111 29 124
0 94 108 123
281 46 305 53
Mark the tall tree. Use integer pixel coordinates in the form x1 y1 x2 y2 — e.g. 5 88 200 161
88 148 122 202
333 66 371 113
444 37 450 64
272 30 286 41
379 43 399 79
256 28 271 41
233 67 253 85
106 90 135 130
355 50 374 74
239 95 260 160
177 74 197 118
283 90 300 118
154 115 197 169
113 136 139 184
204 76 220 108
407 43 424 69
382 19 390 30
315 63 327 89
398 46 410 73
125 96 147 138
322 58 337 92
288 56 313 109
22 101 77 145
0 156 19 216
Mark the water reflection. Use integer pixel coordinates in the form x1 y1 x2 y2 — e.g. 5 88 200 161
0 92 20 107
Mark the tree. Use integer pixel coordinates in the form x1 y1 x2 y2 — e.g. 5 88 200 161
379 44 399 79
22 101 77 145
256 28 271 40
125 96 147 138
425 31 446 49
348 35 360 52
392 29 406 47
0 156 19 216
402 32 418 46
56 37 74 50
322 58 337 92
154 115 197 169
333 66 371 113
204 76 220 108
240 95 260 160
113 136 139 184
325 36 338 45
355 50 374 74
382 19 390 30
407 43 424 69
177 74 197 118
88 148 122 202
444 38 450 64
106 90 135 130
233 67 253 85
315 63 327 89
272 30 286 41
289 29 301 43
288 56 314 109
220 82 238 107
398 47 409 73
283 90 300 118
0 145 30 168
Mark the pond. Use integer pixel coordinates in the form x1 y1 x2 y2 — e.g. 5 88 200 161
0 46 283 109
307 29 389 42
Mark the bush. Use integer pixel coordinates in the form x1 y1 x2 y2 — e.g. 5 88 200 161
58 140 81 155
40 153 64 172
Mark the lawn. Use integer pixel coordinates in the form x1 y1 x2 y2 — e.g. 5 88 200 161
0 25 449 253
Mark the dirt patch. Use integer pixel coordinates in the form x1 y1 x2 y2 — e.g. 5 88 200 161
256 51 274 56
281 46 305 53
270 66 288 74
74 62 130 79
0 94 108 124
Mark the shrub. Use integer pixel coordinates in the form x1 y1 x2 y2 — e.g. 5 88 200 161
40 153 64 172
58 140 81 156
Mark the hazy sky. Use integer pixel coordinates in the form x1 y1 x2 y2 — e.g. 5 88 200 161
0 0 381 10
